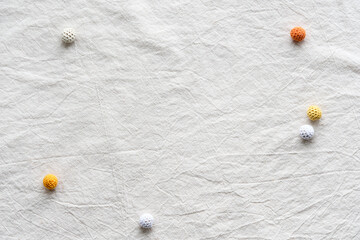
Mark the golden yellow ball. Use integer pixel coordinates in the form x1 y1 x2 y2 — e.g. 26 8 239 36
43 174 58 190
307 105 322 121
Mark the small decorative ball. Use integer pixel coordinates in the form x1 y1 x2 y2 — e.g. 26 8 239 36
300 125 314 140
43 174 58 190
290 27 306 42
139 213 154 229
307 105 322 121
62 28 76 43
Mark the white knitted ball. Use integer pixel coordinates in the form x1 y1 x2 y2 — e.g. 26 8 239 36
299 125 314 140
62 28 76 43
139 213 154 229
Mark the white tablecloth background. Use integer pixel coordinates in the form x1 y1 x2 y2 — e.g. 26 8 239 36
1 0 360 239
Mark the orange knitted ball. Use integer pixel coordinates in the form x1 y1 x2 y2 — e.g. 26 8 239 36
290 27 306 42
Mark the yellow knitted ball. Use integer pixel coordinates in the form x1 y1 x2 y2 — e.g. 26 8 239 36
43 174 58 190
307 105 322 121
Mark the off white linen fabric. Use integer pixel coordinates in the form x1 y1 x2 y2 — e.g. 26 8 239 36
1 0 360 239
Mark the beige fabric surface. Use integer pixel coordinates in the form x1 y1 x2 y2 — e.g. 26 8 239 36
1 0 360 239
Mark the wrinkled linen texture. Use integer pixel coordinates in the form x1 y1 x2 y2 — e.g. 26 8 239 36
1 0 360 239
